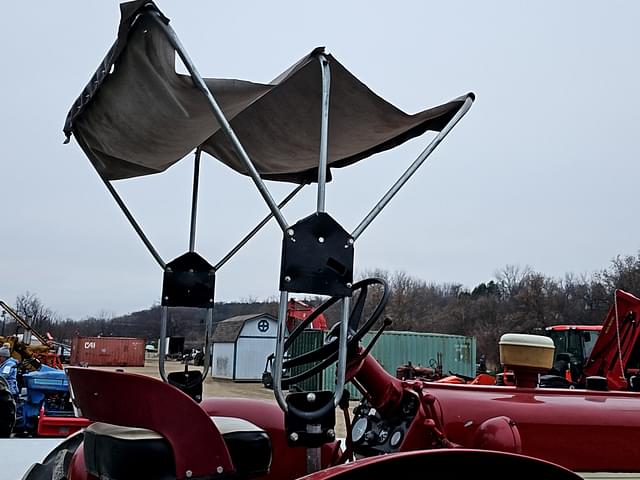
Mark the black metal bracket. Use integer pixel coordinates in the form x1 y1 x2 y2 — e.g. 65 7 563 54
161 252 215 308
280 212 354 296
285 390 336 448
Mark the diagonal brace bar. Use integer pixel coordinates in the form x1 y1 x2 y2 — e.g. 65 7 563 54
352 95 474 240
189 148 202 253
215 184 305 271
100 177 166 269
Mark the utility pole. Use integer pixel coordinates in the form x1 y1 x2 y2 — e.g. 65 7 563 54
1 311 5 337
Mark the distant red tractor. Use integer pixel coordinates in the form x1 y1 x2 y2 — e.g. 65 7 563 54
262 300 328 389
544 289 640 391
286 299 328 332
543 324 602 384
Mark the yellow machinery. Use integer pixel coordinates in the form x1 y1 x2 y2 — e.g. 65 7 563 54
0 301 62 370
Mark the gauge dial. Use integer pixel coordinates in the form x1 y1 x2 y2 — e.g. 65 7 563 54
402 395 417 415
390 430 403 448
378 428 389 443
352 417 369 443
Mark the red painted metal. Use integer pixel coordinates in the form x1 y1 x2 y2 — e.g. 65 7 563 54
201 397 340 480
68 444 95 480
351 351 640 472
70 336 145 367
299 450 580 479
287 299 328 332
35 351 64 369
546 325 603 332
583 289 640 389
66 367 234 479
57 315 640 478
57 345 640 478
36 404 91 437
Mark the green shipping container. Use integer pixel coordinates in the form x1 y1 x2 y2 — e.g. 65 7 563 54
322 330 476 399
289 329 325 391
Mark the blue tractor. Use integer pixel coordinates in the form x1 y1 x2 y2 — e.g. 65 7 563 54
0 363 79 436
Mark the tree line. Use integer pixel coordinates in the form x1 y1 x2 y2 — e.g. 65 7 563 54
4 253 640 367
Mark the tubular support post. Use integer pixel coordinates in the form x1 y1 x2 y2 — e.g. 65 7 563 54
189 148 202 253
158 306 169 382
150 14 289 233
352 96 474 240
316 55 331 214
273 293 349 416
306 424 322 473
273 291 290 412
333 296 349 406
200 307 213 379
214 184 305 271
101 178 166 269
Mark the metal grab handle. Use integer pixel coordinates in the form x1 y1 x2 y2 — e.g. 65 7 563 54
159 306 213 386
272 293 350 421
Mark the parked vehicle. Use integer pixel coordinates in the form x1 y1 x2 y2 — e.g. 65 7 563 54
0 362 89 437
541 289 640 390
14 365 90 437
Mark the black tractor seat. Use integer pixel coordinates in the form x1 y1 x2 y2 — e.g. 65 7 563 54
84 416 272 480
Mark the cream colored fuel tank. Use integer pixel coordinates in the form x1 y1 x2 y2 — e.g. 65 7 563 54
499 333 555 370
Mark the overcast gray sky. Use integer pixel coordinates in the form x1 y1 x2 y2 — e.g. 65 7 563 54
1 1 639 320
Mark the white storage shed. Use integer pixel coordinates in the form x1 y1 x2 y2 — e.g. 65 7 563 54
212 313 280 381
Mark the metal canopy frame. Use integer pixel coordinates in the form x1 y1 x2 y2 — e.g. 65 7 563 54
81 6 473 441
145 9 474 424
97 139 304 383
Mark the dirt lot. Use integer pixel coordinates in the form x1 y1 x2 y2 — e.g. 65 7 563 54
93 357 349 437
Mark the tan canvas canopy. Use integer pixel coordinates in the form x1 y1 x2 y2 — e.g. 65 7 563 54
64 0 473 183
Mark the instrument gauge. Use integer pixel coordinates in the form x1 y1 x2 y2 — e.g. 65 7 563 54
378 428 389 443
402 396 417 416
352 417 369 443
390 430 403 448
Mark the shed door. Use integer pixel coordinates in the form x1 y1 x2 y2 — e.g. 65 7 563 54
235 337 275 381
212 343 235 379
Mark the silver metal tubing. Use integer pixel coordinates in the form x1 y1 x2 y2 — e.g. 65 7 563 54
199 307 213 379
333 296 349 407
273 293 348 414
214 184 305 271
101 177 166 269
352 96 474 240
316 55 331 213
306 424 322 473
189 148 202 253
150 14 289 232
158 306 169 382
273 291 290 412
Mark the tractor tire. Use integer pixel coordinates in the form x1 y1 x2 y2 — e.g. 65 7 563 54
0 376 16 437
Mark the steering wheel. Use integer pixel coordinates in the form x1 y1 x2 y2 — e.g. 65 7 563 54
279 277 390 388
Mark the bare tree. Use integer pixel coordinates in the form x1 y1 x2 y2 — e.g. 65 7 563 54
494 264 533 298
15 291 58 333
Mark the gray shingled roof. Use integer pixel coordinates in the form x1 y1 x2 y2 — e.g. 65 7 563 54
212 313 275 343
